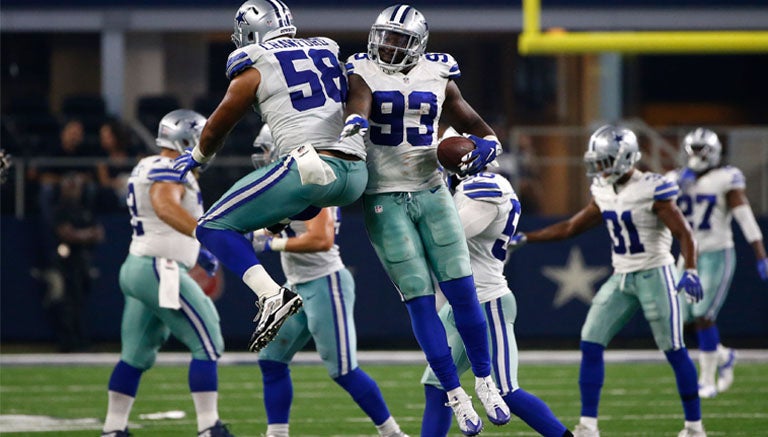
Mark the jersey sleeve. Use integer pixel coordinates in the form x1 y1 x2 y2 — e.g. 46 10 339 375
723 166 746 191
423 52 461 80
225 45 263 80
146 158 184 182
652 174 680 201
344 52 370 78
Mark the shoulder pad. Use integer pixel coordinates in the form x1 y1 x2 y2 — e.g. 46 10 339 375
226 45 262 80
423 52 460 79
650 172 679 201
723 165 746 188
146 157 184 182
345 52 371 76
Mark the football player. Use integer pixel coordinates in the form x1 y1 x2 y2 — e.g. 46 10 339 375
421 165 573 437
248 126 407 437
340 5 508 435
102 110 233 437
510 125 706 437
172 0 368 353
667 128 767 398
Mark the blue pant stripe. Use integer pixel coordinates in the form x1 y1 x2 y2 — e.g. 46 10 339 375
328 271 351 375
180 294 220 361
485 298 511 394
662 265 682 350
706 249 735 320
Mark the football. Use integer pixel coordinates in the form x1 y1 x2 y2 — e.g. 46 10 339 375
437 135 475 174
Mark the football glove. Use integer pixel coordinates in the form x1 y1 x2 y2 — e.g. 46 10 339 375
459 134 501 176
173 148 205 180
339 114 369 139
676 269 703 303
265 218 291 235
196 248 219 277
251 232 274 253
757 258 768 281
508 233 528 251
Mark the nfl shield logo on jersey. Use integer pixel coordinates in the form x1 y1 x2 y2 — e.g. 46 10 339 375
374 205 383 213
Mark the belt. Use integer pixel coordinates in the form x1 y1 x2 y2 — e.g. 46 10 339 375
318 149 363 162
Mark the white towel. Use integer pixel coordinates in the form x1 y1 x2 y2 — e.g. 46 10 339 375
157 257 181 309
291 144 337 186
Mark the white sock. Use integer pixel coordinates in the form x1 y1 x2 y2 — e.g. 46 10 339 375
446 386 467 400
103 391 135 432
191 391 219 432
376 416 401 436
698 351 718 387
579 416 598 430
242 264 281 299
266 423 289 437
716 344 731 364
685 420 704 432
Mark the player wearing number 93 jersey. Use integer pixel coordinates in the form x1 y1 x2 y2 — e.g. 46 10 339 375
172 0 370 353
341 5 510 436
509 125 707 437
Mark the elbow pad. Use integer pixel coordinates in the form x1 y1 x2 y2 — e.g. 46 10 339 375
732 204 763 243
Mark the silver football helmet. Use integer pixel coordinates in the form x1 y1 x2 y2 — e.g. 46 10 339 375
683 127 721 172
368 4 429 74
156 109 206 153
584 125 641 185
251 124 274 169
231 0 296 48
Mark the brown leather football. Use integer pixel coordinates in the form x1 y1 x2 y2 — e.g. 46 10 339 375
437 135 475 174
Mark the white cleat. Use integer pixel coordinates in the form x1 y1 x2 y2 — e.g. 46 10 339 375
248 287 302 352
716 348 736 393
698 384 717 399
474 376 511 426
573 423 600 437
445 390 483 436
678 426 707 437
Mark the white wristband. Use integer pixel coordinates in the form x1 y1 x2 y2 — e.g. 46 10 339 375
191 145 214 164
732 204 763 243
269 237 288 252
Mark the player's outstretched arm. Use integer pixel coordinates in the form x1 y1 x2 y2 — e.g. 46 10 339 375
656 199 697 269
726 188 767 280
252 208 335 254
340 74 373 139
525 199 603 243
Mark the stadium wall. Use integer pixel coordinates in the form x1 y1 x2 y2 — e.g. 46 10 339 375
2 214 766 349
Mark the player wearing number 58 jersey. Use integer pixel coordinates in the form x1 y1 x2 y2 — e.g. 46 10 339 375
172 0 369 353
667 128 768 399
509 125 706 437
340 5 509 436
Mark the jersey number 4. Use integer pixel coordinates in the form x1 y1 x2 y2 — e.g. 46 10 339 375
275 49 347 112
603 210 646 255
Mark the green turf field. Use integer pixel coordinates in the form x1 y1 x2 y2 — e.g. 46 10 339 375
1 361 767 436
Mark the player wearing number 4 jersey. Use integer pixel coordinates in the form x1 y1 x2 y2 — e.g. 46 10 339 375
667 128 768 399
172 0 368 352
509 125 706 437
341 5 508 436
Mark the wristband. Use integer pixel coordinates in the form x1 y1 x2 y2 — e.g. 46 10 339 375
269 237 288 251
191 145 214 164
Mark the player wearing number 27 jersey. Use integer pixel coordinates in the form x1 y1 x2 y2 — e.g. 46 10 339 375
172 0 369 353
509 125 706 437
340 5 509 436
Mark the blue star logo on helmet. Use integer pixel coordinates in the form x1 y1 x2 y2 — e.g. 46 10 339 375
188 120 198 129
614 134 623 142
236 11 248 26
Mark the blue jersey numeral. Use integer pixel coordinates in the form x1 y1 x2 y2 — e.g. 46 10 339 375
603 210 645 255
275 49 347 112
126 182 144 236
676 193 716 230
370 90 438 147
491 199 522 262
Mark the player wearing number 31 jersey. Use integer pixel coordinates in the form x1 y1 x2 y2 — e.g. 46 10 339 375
341 5 509 436
172 0 369 353
509 125 706 437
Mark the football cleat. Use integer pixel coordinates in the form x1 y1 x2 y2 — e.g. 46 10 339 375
716 348 736 393
474 376 511 425
248 287 303 352
698 384 717 399
101 430 131 437
573 424 600 437
381 431 410 437
445 390 483 436
677 426 707 437
198 420 235 437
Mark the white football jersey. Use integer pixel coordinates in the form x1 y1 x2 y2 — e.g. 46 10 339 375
669 166 746 252
127 156 203 268
454 172 519 303
345 52 461 194
226 37 365 159
590 170 678 273
280 207 345 285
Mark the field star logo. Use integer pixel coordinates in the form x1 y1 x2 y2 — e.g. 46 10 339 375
541 247 609 308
